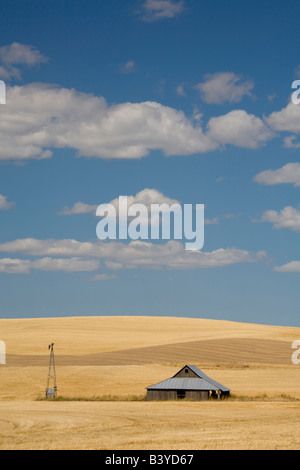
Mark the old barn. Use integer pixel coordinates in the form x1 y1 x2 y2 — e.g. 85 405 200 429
146 364 230 401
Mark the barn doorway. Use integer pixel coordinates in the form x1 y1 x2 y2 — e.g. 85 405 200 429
177 390 186 399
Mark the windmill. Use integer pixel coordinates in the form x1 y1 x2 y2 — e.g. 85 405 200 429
46 343 57 398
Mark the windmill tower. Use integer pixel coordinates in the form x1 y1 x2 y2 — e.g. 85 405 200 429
46 343 57 398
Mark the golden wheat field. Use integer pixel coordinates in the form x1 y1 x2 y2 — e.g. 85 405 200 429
0 315 300 450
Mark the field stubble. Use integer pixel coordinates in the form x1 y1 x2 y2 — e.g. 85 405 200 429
0 316 300 449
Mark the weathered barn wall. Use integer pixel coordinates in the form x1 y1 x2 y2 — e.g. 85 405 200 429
146 389 209 401
174 367 198 378
185 390 209 400
146 390 176 400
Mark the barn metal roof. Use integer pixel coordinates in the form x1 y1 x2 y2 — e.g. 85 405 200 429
147 364 230 392
147 377 222 391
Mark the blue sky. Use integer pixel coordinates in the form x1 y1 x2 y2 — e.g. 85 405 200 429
0 0 300 325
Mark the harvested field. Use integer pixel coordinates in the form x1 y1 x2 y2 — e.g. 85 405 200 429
0 316 300 449
0 400 299 450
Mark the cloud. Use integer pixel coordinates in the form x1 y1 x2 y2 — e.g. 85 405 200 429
283 135 300 149
254 163 300 187
0 46 298 164
207 109 274 149
0 237 267 272
0 258 32 274
0 42 48 66
176 84 186 96
267 102 300 134
222 213 241 219
0 65 21 81
58 202 98 216
195 72 254 104
140 0 185 21
0 42 48 81
0 83 218 161
0 194 15 210
108 188 180 214
274 261 300 273
265 101 300 148
120 61 136 74
0 82 280 163
267 93 276 102
295 65 300 78
32 257 100 272
205 218 219 225
58 189 179 217
204 213 240 225
259 205 300 232
0 257 100 274
90 273 118 281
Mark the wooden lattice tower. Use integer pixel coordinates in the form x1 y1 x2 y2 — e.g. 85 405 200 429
46 343 57 398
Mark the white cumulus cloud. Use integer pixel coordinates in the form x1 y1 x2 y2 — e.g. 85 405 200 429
259 205 300 232
58 189 180 216
267 102 300 134
0 257 100 274
0 237 267 272
0 194 15 210
195 72 254 104
0 42 48 80
207 109 273 149
0 83 218 161
140 0 185 21
0 83 278 163
273 261 300 273
120 61 136 74
254 163 300 187
58 202 99 216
